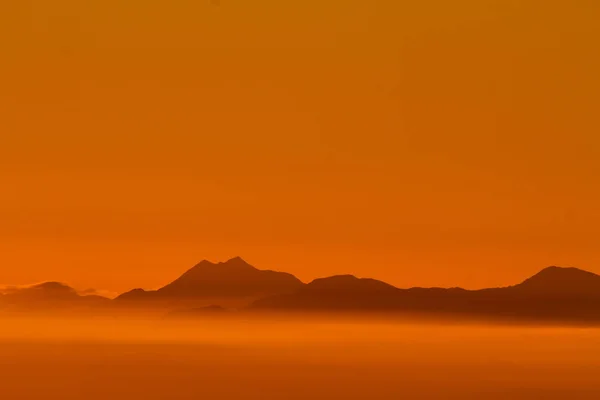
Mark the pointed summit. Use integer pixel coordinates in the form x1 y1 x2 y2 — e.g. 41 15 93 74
226 256 248 264
173 257 257 284
116 258 305 306
184 257 255 274
159 257 302 297
218 256 257 271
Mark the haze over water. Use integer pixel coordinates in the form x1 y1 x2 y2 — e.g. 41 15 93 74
2 316 600 399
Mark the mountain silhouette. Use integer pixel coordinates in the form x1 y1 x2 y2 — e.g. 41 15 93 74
510 266 600 296
251 275 404 311
5 260 600 323
0 282 109 311
115 257 304 308
251 266 600 322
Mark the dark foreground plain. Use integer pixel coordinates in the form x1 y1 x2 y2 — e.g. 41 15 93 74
1 316 600 399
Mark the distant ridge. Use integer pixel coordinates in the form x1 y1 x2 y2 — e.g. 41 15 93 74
0 282 109 311
251 266 600 322
252 274 401 311
5 261 600 323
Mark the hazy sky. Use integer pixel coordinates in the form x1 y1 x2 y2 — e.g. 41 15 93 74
0 0 599 293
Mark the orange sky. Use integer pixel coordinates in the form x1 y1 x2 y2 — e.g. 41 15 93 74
1 0 599 294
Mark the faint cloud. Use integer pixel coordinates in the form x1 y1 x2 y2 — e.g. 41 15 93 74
0 285 21 295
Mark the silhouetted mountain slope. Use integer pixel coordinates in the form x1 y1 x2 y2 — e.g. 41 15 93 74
0 282 109 310
510 266 600 297
250 276 468 311
252 275 402 310
116 257 304 306
306 275 398 294
4 282 77 301
251 266 600 322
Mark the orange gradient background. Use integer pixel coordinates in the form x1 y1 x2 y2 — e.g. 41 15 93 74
0 0 599 294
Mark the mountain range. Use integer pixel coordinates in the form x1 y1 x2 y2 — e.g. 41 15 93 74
4 258 600 323
251 266 600 322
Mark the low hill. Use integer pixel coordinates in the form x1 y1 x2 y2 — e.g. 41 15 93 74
0 282 110 311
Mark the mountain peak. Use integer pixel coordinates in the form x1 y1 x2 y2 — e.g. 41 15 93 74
0 281 109 308
225 256 246 263
252 274 400 310
219 256 255 270
188 257 255 273
515 266 600 296
306 274 398 294
32 282 76 292
525 266 597 281
148 258 304 299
